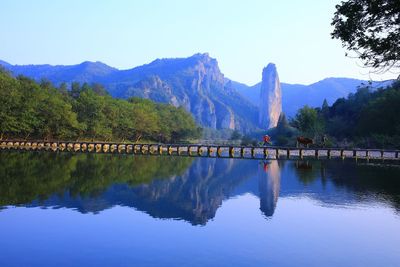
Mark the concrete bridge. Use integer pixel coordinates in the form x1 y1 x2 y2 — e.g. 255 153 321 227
0 140 399 161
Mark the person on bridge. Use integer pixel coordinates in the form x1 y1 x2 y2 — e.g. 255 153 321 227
322 134 328 148
262 135 272 146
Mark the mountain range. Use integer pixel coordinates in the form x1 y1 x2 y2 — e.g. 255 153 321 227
0 54 391 130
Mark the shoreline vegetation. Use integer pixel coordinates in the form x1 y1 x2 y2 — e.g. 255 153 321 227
288 80 400 149
0 68 201 143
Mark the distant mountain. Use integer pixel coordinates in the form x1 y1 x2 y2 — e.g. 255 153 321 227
230 77 393 118
0 60 11 67
3 61 117 84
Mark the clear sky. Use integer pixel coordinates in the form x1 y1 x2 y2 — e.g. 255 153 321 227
0 0 397 85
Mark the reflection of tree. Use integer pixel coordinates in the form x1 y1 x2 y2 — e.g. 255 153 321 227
0 152 78 206
258 161 281 217
324 162 400 211
288 160 400 212
0 151 193 206
294 160 320 185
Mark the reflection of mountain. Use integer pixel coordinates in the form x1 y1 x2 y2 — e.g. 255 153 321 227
1 151 399 225
0 151 283 224
31 158 277 225
258 161 280 217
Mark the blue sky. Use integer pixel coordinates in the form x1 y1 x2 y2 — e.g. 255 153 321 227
0 0 397 85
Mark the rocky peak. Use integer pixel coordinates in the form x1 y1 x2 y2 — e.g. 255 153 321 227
190 53 222 74
259 63 282 129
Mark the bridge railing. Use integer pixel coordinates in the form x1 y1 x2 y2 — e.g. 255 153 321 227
0 140 399 161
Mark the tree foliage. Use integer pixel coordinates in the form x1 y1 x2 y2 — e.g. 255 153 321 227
331 0 400 71
291 81 400 148
0 70 200 142
291 106 325 139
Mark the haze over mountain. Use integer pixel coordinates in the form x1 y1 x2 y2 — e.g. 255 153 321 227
1 53 389 130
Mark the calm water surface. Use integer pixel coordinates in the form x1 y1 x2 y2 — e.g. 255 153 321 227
0 151 399 267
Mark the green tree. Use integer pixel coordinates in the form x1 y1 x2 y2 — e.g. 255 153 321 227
37 88 81 140
291 106 324 138
321 99 329 119
70 82 81 99
331 0 400 71
130 101 160 142
230 130 242 140
0 69 21 139
74 89 111 140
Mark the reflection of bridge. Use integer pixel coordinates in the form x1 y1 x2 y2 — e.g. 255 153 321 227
1 140 399 160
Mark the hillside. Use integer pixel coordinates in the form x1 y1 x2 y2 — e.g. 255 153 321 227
0 54 259 132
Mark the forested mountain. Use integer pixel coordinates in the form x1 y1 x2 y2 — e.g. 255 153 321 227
1 54 259 132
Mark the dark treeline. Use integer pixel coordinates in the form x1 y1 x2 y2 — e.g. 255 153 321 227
0 69 201 142
290 81 400 148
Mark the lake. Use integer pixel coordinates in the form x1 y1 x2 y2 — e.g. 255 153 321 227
0 151 399 267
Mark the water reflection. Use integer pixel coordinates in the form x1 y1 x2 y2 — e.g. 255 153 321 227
0 151 399 225
258 160 280 217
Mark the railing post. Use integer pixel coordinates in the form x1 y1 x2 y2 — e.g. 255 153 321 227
229 147 234 158
340 149 344 160
140 144 145 155
207 146 213 157
251 147 255 158
300 149 303 159
95 143 102 153
286 149 290 159
264 148 268 159
217 146 222 157
240 147 245 158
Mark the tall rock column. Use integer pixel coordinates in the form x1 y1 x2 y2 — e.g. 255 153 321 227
259 63 282 129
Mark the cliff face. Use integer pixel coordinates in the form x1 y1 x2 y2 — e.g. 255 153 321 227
124 53 257 131
109 53 258 131
259 63 282 129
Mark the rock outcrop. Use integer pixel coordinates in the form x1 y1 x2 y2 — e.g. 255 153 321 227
111 53 258 131
259 63 282 129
